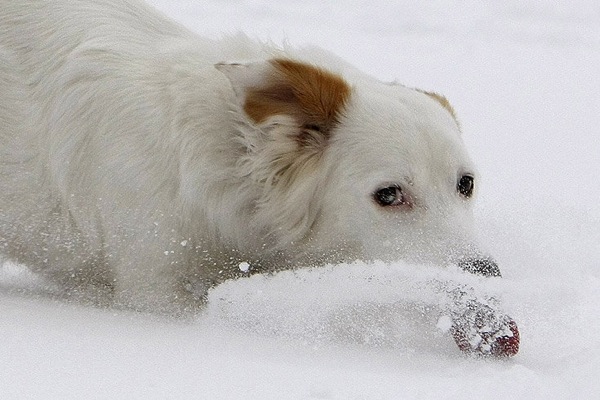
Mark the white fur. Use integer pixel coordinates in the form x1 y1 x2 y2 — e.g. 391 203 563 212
0 0 486 314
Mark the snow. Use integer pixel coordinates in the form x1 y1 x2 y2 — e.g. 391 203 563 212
2 0 600 398
238 262 251 273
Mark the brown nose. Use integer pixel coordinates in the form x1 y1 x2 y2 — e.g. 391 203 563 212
458 257 501 277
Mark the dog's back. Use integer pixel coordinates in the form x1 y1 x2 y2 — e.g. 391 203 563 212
0 0 293 312
0 0 216 306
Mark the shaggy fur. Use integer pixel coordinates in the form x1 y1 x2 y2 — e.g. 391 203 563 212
0 0 492 314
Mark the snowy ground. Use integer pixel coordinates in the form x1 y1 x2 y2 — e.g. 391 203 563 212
2 1 599 399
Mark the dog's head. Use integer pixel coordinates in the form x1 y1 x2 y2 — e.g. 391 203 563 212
217 58 499 276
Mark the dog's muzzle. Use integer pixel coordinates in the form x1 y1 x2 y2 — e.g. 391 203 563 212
458 257 501 277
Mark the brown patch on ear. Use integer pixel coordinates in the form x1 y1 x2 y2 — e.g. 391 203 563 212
243 58 351 140
419 90 459 126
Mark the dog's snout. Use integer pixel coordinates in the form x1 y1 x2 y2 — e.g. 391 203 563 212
458 257 501 277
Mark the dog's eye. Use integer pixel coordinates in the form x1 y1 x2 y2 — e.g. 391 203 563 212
457 175 474 198
374 185 405 207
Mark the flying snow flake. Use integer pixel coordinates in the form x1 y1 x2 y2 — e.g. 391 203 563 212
238 262 250 273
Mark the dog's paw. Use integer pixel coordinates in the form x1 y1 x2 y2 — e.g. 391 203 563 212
451 311 519 357
441 286 520 357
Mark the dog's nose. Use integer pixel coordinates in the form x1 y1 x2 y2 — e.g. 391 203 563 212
458 257 501 277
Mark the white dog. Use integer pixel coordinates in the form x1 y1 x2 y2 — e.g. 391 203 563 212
0 0 500 314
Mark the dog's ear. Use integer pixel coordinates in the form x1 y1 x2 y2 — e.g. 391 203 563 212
215 61 270 101
415 89 460 129
216 59 351 148
216 59 352 243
